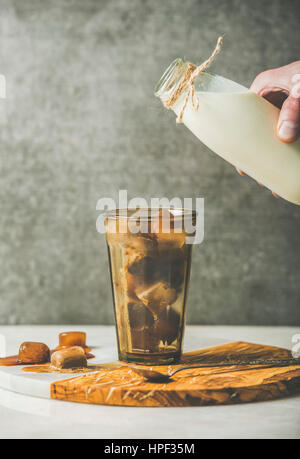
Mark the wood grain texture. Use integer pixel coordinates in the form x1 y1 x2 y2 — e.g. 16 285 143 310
51 341 300 407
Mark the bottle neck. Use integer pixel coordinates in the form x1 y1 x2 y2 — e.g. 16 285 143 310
154 58 190 102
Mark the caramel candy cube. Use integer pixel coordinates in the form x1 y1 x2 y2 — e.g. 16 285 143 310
51 346 87 369
58 332 86 348
18 342 50 364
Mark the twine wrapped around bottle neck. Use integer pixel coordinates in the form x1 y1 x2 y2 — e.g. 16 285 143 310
163 36 223 123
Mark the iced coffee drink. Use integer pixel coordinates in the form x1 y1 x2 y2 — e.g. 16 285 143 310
105 208 194 365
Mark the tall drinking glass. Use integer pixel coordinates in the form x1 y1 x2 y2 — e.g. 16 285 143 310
105 208 195 365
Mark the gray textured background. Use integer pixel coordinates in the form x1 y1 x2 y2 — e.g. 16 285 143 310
0 0 299 326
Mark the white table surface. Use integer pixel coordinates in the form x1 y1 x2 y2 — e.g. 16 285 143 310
0 325 299 439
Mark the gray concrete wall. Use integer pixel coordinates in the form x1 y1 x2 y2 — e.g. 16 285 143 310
0 0 299 325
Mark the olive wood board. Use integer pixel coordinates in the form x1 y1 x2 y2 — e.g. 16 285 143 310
51 341 300 407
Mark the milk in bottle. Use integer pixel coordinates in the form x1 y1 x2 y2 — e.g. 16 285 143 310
155 59 300 205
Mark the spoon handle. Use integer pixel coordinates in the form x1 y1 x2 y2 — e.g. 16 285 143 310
170 359 300 377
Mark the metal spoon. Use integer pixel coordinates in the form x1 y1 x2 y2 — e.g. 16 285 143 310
130 358 300 383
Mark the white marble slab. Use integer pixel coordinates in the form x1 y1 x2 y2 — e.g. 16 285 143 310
0 325 299 439
0 326 118 398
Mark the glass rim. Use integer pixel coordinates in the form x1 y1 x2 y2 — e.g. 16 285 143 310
154 58 186 98
105 207 197 221
154 58 214 98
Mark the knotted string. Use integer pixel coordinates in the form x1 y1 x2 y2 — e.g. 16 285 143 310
163 36 223 123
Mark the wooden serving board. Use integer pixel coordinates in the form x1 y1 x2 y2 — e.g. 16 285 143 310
51 341 300 407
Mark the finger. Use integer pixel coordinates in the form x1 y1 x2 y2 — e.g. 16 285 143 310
236 167 246 176
250 65 292 97
262 91 288 109
277 96 300 143
236 167 266 189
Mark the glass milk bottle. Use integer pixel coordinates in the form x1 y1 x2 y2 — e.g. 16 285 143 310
155 59 300 205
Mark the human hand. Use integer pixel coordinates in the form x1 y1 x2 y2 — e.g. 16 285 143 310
237 61 300 197
251 61 300 142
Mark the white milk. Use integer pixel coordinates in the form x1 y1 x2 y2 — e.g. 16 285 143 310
155 60 300 205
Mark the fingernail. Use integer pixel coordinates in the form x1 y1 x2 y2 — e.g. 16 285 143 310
278 121 298 140
236 168 246 176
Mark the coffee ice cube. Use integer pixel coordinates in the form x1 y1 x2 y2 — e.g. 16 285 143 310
130 327 159 353
155 231 186 250
155 307 180 345
128 302 155 329
18 342 50 364
107 231 156 253
136 281 177 315
155 248 186 289
127 255 157 283
51 346 87 369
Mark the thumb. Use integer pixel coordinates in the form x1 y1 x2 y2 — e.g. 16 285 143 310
277 95 300 143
